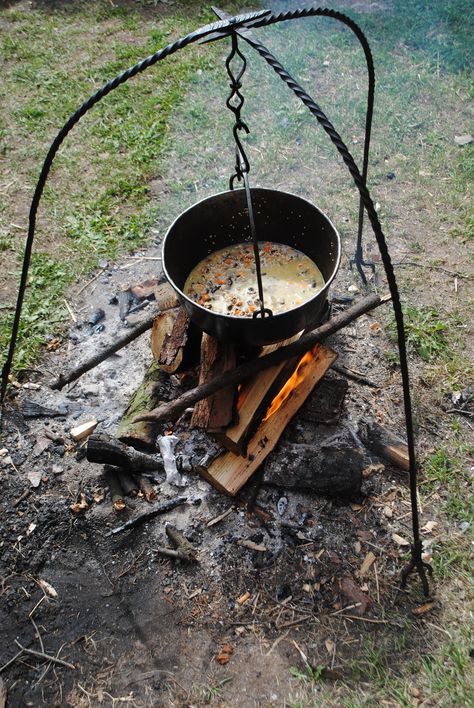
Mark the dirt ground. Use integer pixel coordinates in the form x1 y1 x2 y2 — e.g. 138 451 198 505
1 2 473 707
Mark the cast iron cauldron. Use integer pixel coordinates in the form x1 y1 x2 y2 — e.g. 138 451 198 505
162 188 341 347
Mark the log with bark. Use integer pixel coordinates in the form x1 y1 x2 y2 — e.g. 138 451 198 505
116 361 174 452
263 442 363 497
87 433 162 473
191 334 237 430
134 293 389 427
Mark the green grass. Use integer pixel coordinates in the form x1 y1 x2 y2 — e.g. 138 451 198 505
0 0 253 374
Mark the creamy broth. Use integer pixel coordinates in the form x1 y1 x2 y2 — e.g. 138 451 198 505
183 241 325 317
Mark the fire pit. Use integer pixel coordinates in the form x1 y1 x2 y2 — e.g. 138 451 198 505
1 6 431 594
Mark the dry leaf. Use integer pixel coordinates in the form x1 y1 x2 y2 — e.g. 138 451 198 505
325 639 335 655
359 551 376 578
412 602 435 616
421 520 438 534
392 533 410 546
216 644 233 665
38 578 58 598
26 522 36 536
370 321 381 332
70 492 89 514
362 463 385 478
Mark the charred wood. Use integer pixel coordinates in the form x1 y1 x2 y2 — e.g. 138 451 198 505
87 433 162 473
358 418 410 471
106 496 187 536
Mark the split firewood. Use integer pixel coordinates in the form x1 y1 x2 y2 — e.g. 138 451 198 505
151 309 179 361
87 433 163 472
134 293 389 426
197 344 338 495
191 334 237 430
116 361 170 451
358 418 410 471
134 474 157 502
212 334 301 453
165 523 198 562
50 283 178 391
104 467 126 512
263 442 363 498
105 496 187 536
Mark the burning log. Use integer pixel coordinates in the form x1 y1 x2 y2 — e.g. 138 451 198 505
191 334 237 430
212 334 301 454
263 442 363 498
134 293 388 426
197 344 338 495
87 433 162 473
50 283 178 390
358 418 410 471
116 361 170 452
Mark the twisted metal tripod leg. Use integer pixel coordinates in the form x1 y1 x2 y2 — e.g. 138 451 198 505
400 540 433 597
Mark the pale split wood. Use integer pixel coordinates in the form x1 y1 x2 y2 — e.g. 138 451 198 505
197 343 338 495
212 333 301 454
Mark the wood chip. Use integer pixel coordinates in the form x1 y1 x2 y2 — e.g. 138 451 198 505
359 551 376 578
70 419 98 442
206 507 233 527
236 591 251 605
421 520 438 534
237 539 267 552
325 639 335 655
38 578 58 598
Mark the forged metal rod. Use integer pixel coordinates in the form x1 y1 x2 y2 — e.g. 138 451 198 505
0 9 270 416
1 6 429 593
212 5 375 283
237 7 431 595
134 293 386 424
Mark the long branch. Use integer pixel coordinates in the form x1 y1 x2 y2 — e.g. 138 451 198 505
134 293 388 425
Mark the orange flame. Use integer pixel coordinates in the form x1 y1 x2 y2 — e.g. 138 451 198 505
262 347 317 422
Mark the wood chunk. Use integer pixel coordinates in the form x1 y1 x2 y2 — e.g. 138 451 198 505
116 361 168 451
197 344 337 495
358 418 410 471
153 282 179 311
191 334 237 430
87 433 162 472
70 419 98 442
212 334 301 454
134 474 157 502
263 442 362 498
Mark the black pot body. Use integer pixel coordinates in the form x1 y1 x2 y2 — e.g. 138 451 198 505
162 188 341 347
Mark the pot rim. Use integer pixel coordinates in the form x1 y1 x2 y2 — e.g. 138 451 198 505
162 186 341 321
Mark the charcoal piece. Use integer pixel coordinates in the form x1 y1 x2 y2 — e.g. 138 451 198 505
20 398 68 418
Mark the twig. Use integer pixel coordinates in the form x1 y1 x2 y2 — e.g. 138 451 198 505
0 649 24 674
50 311 160 390
332 363 380 388
335 615 404 626
75 270 104 297
106 497 187 536
13 640 75 669
392 261 472 280
63 299 77 324
153 546 193 561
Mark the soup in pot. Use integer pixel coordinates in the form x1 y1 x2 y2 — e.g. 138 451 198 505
183 241 324 317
